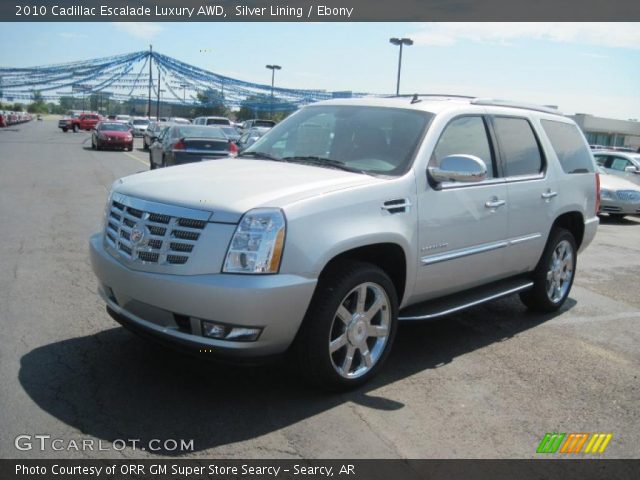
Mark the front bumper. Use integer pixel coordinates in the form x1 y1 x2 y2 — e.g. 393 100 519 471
600 198 640 215
90 233 317 357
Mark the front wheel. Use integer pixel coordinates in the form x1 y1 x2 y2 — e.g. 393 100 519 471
291 260 398 390
520 228 577 313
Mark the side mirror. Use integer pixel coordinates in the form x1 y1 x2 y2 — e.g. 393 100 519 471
428 154 488 184
624 166 639 174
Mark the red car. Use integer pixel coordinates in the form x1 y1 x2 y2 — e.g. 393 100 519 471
91 121 134 151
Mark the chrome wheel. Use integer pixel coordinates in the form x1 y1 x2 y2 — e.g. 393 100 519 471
546 239 574 303
329 282 391 379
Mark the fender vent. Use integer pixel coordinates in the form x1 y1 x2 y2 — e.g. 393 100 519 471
382 198 411 214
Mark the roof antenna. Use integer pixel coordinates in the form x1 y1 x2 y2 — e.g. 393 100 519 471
410 94 421 104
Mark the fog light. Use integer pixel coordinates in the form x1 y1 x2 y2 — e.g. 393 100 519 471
201 320 262 342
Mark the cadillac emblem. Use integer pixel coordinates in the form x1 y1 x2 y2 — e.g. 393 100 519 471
130 224 146 245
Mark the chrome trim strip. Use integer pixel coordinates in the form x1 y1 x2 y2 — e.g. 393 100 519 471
399 281 534 321
421 240 508 265
509 233 542 245
112 192 213 221
421 233 543 265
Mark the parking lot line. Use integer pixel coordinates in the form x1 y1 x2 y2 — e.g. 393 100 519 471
123 151 148 167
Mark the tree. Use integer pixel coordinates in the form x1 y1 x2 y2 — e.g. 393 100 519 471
194 88 228 117
27 90 48 113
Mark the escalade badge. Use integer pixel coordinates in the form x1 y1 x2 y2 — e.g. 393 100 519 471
130 224 146 245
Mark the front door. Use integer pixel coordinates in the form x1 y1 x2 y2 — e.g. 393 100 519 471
414 115 509 302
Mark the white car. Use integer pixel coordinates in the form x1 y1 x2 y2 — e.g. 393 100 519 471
593 151 640 186
597 166 640 219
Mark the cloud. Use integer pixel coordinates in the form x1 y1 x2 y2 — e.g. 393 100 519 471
59 32 87 39
112 22 163 40
408 23 640 50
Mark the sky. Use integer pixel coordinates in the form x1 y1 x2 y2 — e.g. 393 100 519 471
0 22 639 119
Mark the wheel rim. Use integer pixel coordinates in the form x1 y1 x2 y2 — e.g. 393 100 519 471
328 282 391 379
546 239 574 304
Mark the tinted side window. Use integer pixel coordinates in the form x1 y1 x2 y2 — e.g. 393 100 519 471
610 157 631 171
493 117 543 177
432 116 494 178
541 119 594 174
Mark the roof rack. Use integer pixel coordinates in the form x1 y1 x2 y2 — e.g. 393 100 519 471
470 98 563 115
386 93 476 99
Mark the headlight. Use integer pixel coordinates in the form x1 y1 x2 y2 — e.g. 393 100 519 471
223 208 286 274
600 189 613 199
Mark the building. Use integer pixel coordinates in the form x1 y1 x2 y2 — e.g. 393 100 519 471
569 113 640 150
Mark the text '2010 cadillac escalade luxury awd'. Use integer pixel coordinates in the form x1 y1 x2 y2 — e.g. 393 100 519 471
90 96 599 389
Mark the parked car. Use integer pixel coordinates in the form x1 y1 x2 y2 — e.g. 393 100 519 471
115 115 131 123
149 124 237 169
90 96 599 390
597 166 640 219
240 119 276 131
167 117 191 125
235 127 269 150
91 121 134 151
193 116 232 126
142 121 168 150
129 118 150 137
593 151 640 186
60 113 101 132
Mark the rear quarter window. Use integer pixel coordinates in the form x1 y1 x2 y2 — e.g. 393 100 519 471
541 120 594 174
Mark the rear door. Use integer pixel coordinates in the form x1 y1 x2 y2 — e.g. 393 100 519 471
491 115 551 275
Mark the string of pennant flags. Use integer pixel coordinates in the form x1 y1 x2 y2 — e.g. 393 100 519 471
0 49 367 111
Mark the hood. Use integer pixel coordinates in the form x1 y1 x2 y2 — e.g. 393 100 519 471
600 173 640 191
114 159 380 223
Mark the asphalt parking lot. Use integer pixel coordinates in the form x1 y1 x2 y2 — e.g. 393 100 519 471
0 118 638 459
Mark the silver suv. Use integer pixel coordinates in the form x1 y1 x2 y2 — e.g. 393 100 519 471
90 96 599 389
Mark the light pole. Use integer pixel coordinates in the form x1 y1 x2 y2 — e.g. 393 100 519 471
265 64 281 119
179 83 188 103
389 37 413 96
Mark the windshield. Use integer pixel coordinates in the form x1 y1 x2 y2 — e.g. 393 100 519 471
99 123 130 131
174 126 225 139
206 118 230 125
243 105 432 176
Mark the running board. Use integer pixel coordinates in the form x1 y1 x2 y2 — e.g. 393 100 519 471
399 277 534 321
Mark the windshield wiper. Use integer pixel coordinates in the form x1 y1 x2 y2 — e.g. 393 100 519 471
239 151 282 161
281 156 366 174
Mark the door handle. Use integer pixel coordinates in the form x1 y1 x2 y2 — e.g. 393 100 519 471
485 198 506 209
541 190 558 199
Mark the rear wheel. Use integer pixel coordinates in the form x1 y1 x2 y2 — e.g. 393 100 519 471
72 124 78 133
291 260 398 390
91 138 96 150
520 228 577 313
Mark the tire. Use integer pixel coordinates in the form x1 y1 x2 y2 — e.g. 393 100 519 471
91 138 96 150
291 260 398 391
161 154 167 168
127 144 133 152
520 228 577 313
143 139 149 150
609 214 626 220
62 128 68 132
96 141 102 151
72 124 78 133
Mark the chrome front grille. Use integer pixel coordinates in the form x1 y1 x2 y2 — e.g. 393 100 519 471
104 193 211 267
616 190 640 202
